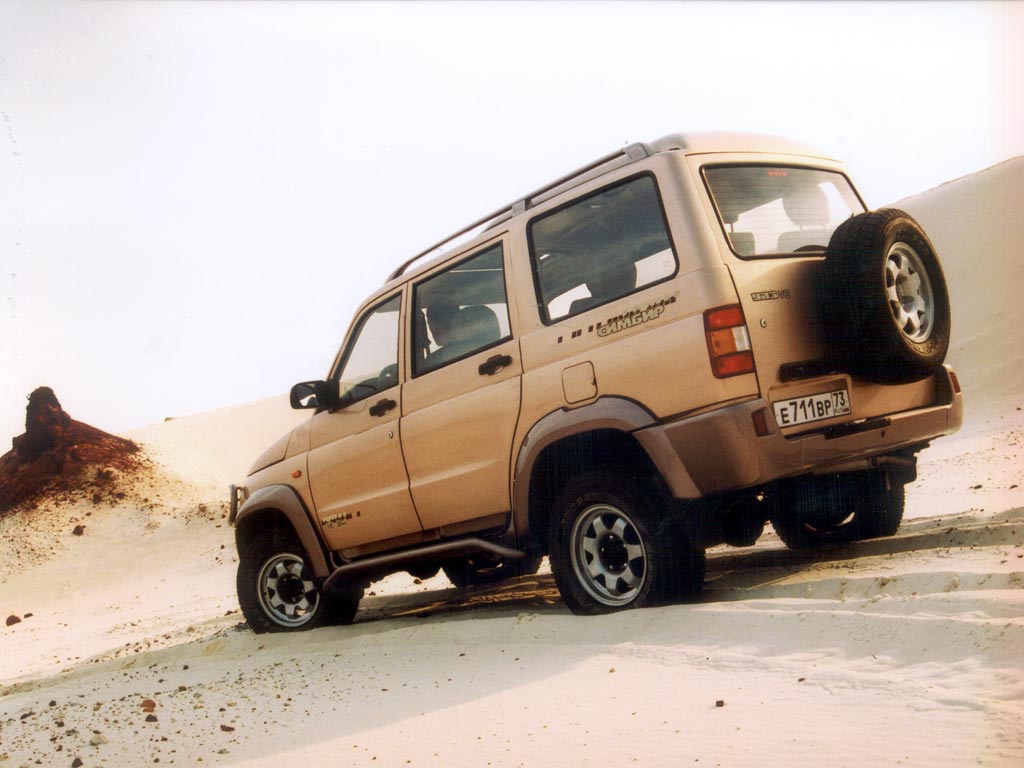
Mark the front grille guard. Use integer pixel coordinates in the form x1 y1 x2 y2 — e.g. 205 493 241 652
228 484 249 525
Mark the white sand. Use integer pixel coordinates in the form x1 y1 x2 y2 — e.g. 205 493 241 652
1 162 1022 767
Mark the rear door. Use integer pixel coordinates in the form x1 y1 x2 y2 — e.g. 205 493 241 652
399 240 523 531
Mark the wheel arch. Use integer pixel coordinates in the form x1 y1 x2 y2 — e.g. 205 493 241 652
234 485 332 580
513 398 668 550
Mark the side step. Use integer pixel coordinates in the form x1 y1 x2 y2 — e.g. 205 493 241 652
322 538 523 593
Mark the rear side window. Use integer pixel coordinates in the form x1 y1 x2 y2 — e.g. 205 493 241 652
703 165 865 258
528 174 678 323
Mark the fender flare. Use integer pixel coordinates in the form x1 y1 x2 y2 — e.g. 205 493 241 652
234 485 332 579
511 397 699 535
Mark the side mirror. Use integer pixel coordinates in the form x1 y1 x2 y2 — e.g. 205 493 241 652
289 380 332 410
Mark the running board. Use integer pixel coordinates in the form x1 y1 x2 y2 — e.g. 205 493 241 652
322 538 524 592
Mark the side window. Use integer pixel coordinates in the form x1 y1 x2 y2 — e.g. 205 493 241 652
412 243 511 376
528 174 678 323
333 295 401 404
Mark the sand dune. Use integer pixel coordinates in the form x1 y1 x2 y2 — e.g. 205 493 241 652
1 161 1022 767
897 156 1024 419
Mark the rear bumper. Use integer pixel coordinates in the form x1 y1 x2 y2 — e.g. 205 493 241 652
638 365 963 498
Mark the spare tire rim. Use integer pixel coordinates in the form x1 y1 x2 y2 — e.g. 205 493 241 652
570 504 647 607
885 242 935 343
257 552 319 627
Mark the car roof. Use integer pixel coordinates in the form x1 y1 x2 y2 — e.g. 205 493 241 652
372 131 837 298
650 131 835 160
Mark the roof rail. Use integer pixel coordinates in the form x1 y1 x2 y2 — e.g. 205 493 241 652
386 141 653 282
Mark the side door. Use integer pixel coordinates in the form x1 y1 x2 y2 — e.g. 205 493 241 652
307 293 423 551
400 241 522 531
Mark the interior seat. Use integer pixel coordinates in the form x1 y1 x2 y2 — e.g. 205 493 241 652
777 183 830 253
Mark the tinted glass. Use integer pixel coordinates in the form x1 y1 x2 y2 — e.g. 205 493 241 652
704 165 865 257
413 244 510 376
528 175 677 322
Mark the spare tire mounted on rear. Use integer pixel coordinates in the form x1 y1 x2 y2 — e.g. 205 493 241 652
819 208 950 383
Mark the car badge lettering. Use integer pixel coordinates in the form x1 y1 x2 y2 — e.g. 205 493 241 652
751 289 792 302
322 512 356 529
596 296 676 338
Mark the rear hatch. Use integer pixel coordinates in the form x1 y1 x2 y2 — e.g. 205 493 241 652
698 161 939 436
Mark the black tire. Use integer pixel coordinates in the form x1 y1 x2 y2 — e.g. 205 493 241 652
664 527 707 602
548 471 704 615
819 208 950 383
237 527 361 633
406 563 442 581
442 552 543 589
854 473 905 540
769 471 905 549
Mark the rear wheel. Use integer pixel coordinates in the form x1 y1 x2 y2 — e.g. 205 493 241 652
237 527 361 633
548 472 704 615
769 471 905 549
854 473 905 539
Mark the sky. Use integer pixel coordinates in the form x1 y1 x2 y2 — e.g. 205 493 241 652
1 0 1022 448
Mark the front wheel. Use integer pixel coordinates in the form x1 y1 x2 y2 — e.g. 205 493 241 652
548 472 704 615
237 528 361 633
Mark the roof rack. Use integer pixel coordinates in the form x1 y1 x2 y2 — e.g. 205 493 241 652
386 141 654 282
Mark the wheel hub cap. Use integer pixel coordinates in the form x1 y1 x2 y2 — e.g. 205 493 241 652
885 242 935 343
277 572 306 604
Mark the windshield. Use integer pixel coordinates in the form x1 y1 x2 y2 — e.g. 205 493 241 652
703 165 865 257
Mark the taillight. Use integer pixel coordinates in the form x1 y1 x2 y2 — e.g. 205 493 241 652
704 304 755 378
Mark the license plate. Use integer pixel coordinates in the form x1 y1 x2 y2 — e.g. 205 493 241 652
773 389 851 427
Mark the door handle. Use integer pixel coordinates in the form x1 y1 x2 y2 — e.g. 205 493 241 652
478 354 513 376
369 398 397 417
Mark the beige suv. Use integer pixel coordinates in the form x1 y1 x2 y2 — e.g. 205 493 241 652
230 132 963 632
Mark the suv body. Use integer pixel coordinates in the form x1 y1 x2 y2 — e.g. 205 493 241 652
231 132 963 630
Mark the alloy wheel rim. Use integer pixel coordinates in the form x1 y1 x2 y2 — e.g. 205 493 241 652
570 504 647 607
257 552 319 627
885 242 935 343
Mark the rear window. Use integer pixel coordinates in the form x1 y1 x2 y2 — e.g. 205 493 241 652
703 165 865 258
